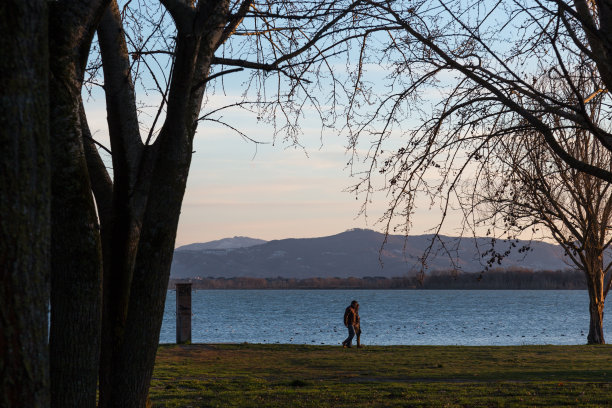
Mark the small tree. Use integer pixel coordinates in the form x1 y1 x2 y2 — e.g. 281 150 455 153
339 1 612 342
471 78 612 343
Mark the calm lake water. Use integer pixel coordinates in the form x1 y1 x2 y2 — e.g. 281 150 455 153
160 290 608 345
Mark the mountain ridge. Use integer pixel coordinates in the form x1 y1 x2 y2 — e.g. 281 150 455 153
170 229 570 279
176 236 267 251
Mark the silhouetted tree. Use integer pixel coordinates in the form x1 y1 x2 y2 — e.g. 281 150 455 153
470 73 612 343
345 0 612 234
342 0 612 343
48 2 109 406
46 1 372 407
354 0 612 182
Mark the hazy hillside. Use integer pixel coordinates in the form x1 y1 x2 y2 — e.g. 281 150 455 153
176 236 267 251
170 229 570 279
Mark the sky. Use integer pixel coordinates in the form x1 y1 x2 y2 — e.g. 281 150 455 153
166 97 452 246
78 1 590 249
85 84 453 247
180 127 376 245
81 6 481 248
179 124 455 247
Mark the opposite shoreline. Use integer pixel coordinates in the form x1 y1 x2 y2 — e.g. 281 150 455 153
169 268 586 290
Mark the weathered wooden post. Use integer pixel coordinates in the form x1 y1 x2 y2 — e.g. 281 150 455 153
176 283 192 344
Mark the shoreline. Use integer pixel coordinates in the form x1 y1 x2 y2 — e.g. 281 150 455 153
169 269 586 290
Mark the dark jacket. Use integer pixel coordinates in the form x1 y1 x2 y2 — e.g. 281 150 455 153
344 306 356 326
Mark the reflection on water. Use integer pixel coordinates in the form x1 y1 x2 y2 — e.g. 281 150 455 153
160 290 606 345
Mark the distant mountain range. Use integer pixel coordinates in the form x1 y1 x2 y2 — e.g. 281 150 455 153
170 229 570 279
176 236 267 252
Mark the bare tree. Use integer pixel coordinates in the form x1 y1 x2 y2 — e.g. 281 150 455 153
344 0 612 229
0 1 50 406
470 79 612 343
362 0 612 178
45 0 373 407
339 1 612 342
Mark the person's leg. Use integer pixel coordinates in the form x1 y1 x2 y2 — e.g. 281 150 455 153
343 325 355 347
356 327 361 347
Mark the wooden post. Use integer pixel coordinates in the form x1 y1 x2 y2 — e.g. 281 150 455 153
176 283 192 344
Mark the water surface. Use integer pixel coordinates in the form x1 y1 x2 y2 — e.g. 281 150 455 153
160 290 606 345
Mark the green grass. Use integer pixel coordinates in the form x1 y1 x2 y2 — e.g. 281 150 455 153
150 344 612 407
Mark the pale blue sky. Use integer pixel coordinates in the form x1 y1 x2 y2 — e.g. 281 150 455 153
82 6 474 247
80 0 577 252
178 121 453 246
84 84 453 246
180 127 371 245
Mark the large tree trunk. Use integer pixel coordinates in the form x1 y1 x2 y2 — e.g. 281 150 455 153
95 4 148 404
0 1 50 406
48 52 103 408
104 147 192 407
96 4 227 403
48 2 109 406
586 270 606 344
584 246 606 344
98 30 203 407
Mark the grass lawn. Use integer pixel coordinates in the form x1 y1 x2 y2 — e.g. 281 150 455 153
150 343 612 407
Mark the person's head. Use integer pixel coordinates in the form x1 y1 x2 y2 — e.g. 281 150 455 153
351 300 358 309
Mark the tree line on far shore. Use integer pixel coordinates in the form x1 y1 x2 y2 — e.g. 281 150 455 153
169 268 586 290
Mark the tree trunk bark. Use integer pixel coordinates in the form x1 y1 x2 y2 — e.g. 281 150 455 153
97 12 226 402
93 3 228 406
105 157 191 407
98 37 201 408
48 2 109 406
95 4 147 404
48 73 103 408
586 271 606 344
0 1 50 406
584 246 606 344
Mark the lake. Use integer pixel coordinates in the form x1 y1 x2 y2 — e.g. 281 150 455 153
160 290 608 345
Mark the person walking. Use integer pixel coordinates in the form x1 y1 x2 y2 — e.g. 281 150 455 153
342 300 360 348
